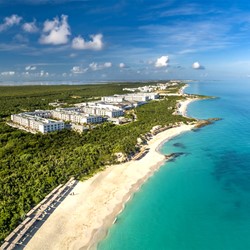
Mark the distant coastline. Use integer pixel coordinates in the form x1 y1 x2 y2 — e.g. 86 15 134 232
0 79 194 86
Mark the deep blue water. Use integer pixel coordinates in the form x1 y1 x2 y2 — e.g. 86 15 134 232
98 80 250 250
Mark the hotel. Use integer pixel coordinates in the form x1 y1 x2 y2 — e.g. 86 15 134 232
11 113 65 134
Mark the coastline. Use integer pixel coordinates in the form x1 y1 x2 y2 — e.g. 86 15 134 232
178 98 199 117
25 98 199 250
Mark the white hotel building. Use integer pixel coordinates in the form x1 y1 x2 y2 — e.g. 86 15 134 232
51 108 104 124
79 102 124 118
11 113 65 133
101 93 159 103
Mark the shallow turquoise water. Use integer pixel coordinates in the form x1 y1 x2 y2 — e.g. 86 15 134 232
98 80 250 250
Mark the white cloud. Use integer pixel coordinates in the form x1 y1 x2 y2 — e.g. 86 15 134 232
39 15 71 45
0 14 22 32
1 71 15 76
40 70 49 77
72 33 103 50
89 62 112 71
104 62 112 68
155 56 169 67
192 61 205 70
22 20 38 33
22 71 30 76
25 65 37 71
71 66 88 74
119 62 126 68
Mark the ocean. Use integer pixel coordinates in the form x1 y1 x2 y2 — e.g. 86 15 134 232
98 80 250 250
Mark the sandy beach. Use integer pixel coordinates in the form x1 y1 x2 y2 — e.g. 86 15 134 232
25 100 197 250
178 98 198 117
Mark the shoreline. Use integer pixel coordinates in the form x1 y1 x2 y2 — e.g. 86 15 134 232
24 97 199 250
178 98 199 117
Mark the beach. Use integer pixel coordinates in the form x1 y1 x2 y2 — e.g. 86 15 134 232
25 100 197 250
178 98 198 117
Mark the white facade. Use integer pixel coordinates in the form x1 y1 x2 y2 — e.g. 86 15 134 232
124 93 159 102
39 121 65 133
81 105 124 118
11 114 65 133
101 95 124 103
24 110 52 118
101 93 159 104
50 108 104 124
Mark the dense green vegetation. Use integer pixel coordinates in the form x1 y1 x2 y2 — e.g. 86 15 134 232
0 82 194 242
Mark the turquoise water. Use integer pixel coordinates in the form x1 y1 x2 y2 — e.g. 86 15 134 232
98 80 250 250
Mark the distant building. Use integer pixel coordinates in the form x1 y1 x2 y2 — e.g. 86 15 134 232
124 93 159 102
101 93 159 104
101 95 125 103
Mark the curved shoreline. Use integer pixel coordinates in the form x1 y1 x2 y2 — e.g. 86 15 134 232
24 98 200 250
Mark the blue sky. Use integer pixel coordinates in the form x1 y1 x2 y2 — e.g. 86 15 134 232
0 0 250 83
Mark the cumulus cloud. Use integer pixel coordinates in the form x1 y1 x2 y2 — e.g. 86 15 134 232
89 62 112 71
104 62 112 68
119 62 126 68
22 20 38 33
72 33 103 50
0 14 22 32
1 71 15 76
71 62 111 74
39 15 71 45
192 61 205 70
40 70 49 77
71 66 88 74
25 65 37 71
155 56 169 67
22 71 30 76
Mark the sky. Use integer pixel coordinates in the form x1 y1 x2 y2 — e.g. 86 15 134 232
1 0 250 83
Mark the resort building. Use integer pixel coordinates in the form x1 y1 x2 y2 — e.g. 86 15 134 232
51 108 104 124
11 113 65 133
101 95 125 103
24 110 52 118
79 102 124 118
101 93 159 103
81 106 123 118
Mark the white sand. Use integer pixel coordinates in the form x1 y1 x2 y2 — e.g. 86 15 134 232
178 98 199 117
25 101 196 250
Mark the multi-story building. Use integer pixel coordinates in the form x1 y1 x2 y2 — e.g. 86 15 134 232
101 95 125 103
81 103 124 117
11 113 65 133
24 110 52 118
39 120 65 133
101 93 159 103
50 108 104 124
123 93 159 102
